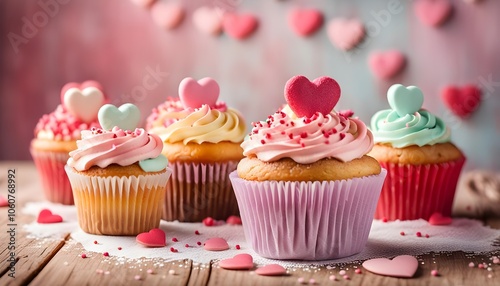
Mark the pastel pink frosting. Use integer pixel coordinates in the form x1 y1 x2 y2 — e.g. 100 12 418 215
241 110 374 164
35 105 100 141
68 127 163 171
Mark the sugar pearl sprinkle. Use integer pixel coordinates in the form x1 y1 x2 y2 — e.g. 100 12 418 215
431 270 439 277
134 275 141 281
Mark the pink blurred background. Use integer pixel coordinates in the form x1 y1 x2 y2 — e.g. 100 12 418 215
1 0 499 171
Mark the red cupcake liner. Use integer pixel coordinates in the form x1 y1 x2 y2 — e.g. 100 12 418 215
30 148 74 205
375 156 466 221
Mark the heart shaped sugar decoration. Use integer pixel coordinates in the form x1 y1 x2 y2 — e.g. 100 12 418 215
62 81 105 123
327 18 365 51
222 12 259 40
37 209 63 224
428 212 453 225
255 264 287 276
179 77 220 109
414 0 453 27
387 84 424 117
204 237 229 251
368 50 406 80
441 85 481 118
98 103 141 131
362 255 418 278
193 6 223 36
284 75 341 118
288 8 323 37
219 254 254 270
136 228 166 247
150 2 184 30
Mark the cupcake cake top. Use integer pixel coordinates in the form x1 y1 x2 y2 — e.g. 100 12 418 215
149 77 247 144
67 103 168 172
34 81 106 141
242 75 374 164
370 84 450 148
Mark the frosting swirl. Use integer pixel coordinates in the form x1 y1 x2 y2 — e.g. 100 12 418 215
370 109 450 148
68 127 164 171
241 108 374 164
35 105 100 141
152 104 246 144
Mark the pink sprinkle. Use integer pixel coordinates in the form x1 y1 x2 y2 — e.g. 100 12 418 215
416 232 422 237
343 275 350 280
170 247 177 253
479 264 485 269
172 237 178 242
134 275 141 280
400 231 405 236
406 123 409 128
339 133 345 140
103 252 109 257
260 139 266 144
431 270 439 277
93 240 98 244
197 241 202 246
95 269 103 274
309 278 316 284
329 275 336 281
469 262 475 268
297 277 305 284
118 247 122 250
355 268 362 274
195 230 200 235
339 270 346 275
493 258 500 264
425 234 430 238
236 245 241 250
147 269 154 274
382 217 388 223
104 271 110 275
185 244 190 248
203 217 215 226
81 253 87 259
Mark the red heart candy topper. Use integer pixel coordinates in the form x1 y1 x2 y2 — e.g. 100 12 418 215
60 81 107 123
284 76 341 118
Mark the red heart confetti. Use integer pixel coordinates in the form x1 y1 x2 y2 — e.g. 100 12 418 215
219 253 254 270
136 228 166 247
284 75 341 118
37 209 63 224
441 85 481 118
428 212 453 226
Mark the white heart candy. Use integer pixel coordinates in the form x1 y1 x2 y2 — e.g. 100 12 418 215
63 87 105 123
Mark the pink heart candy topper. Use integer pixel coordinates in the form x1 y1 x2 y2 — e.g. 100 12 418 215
203 237 229 251
37 209 63 224
288 8 324 37
413 0 453 27
60 81 106 123
178 77 220 109
362 255 418 278
219 253 254 270
222 12 259 40
284 75 341 118
136 228 166 247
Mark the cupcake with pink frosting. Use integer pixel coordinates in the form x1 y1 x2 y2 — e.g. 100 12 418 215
65 103 171 235
230 75 386 260
30 81 105 205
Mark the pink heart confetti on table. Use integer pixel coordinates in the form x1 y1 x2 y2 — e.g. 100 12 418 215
288 8 323 37
428 212 453 226
327 18 365 51
284 75 341 118
37 209 63 224
226 215 242 225
0 195 8 207
441 84 481 118
223 12 258 40
362 255 418 278
204 237 229 251
150 1 184 30
413 0 453 27
255 264 287 276
136 228 166 247
368 50 406 80
219 253 254 270
193 6 223 36
178 77 220 109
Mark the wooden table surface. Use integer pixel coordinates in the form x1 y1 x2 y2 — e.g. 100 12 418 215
1 161 499 286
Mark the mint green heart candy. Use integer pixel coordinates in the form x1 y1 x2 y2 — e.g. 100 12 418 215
98 103 141 131
139 154 168 172
387 84 424 117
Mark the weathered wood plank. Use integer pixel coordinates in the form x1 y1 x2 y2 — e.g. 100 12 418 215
31 239 192 286
186 261 211 286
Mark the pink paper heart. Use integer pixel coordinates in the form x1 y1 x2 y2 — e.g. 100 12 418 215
223 12 258 40
219 254 254 270
284 75 341 118
288 8 323 37
37 209 63 224
327 18 365 51
62 81 105 123
204 237 229 251
150 2 184 30
428 212 453 225
255 264 287 276
136 228 166 247
368 50 406 80
0 195 8 207
193 6 223 36
414 0 452 27
178 77 220 109
362 255 418 278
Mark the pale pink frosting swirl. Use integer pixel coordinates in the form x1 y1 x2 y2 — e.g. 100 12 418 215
242 110 374 164
68 127 163 171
